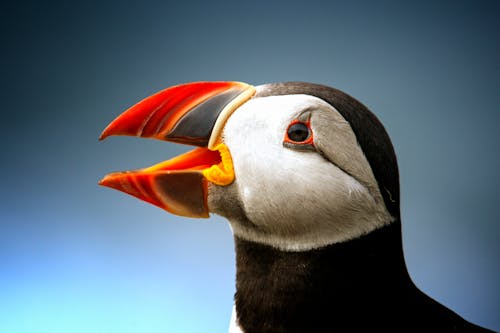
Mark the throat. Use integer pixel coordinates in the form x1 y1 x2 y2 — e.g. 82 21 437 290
233 222 413 332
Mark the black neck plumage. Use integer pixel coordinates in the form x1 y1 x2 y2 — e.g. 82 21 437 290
233 221 490 333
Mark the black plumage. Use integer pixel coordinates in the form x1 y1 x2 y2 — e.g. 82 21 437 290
235 223 491 332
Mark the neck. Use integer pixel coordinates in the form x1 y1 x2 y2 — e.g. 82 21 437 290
233 221 417 332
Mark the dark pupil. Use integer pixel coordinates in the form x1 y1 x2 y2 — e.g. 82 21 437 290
288 123 310 142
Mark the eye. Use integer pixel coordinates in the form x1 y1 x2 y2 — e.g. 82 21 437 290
286 122 311 143
283 121 315 151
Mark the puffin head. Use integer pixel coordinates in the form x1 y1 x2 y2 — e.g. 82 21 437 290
100 81 399 251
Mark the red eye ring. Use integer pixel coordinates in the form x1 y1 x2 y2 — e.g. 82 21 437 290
284 120 314 146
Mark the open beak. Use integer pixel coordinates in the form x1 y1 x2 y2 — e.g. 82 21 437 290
99 81 255 218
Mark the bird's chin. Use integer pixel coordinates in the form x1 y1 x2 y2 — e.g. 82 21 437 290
207 182 252 225
207 184 315 251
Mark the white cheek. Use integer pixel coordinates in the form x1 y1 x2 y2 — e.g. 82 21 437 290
221 94 393 250
224 95 341 224
242 186 252 202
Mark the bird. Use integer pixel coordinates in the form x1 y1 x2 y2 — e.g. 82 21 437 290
99 81 494 333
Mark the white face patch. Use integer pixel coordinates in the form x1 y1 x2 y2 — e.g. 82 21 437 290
214 94 393 251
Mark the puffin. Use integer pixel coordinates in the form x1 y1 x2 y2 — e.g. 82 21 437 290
99 81 494 333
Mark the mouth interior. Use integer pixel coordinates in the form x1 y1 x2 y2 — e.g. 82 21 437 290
134 143 234 186
142 147 223 173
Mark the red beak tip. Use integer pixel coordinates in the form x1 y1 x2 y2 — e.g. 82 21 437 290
99 128 111 141
98 175 115 187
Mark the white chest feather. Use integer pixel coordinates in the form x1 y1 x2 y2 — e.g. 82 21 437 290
228 305 244 333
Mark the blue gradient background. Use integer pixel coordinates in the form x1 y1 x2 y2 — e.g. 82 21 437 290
1 0 499 332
